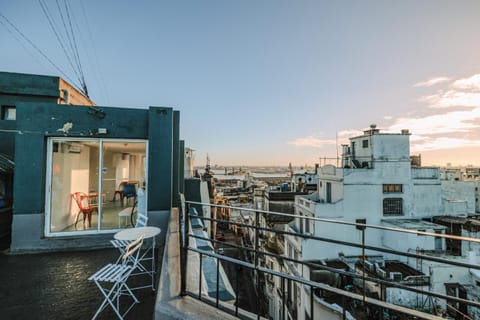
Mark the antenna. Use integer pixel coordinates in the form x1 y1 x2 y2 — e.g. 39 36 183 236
336 131 339 167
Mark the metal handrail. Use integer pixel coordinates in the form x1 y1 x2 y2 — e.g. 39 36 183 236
187 200 480 243
182 199 479 320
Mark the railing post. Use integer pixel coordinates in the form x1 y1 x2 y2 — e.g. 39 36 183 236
198 252 203 300
216 254 220 308
180 201 190 296
282 277 286 320
362 226 366 305
356 218 366 305
254 210 260 320
235 265 240 316
254 210 260 268
310 285 314 320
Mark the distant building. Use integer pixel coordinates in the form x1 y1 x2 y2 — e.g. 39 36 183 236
281 125 479 319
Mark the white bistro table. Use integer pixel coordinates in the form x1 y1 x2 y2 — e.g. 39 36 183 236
114 226 161 291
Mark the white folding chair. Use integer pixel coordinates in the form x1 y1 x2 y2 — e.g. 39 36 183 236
89 235 144 320
110 211 149 267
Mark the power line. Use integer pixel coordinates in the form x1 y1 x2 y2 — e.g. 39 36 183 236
38 0 82 85
0 18 50 73
78 0 110 104
63 0 88 97
0 11 82 91
55 0 82 85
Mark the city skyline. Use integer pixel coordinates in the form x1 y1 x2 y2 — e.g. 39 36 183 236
1 1 480 167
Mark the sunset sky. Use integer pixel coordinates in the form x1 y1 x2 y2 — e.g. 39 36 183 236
1 1 479 167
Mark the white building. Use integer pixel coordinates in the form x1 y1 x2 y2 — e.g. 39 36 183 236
282 125 479 319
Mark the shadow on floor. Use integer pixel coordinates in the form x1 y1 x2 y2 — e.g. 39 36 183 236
0 247 161 320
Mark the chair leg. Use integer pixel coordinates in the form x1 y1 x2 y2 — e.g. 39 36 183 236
74 210 82 229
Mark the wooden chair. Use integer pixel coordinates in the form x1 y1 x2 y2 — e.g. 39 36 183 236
89 235 144 319
72 192 98 229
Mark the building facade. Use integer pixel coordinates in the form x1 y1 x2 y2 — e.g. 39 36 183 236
0 72 182 251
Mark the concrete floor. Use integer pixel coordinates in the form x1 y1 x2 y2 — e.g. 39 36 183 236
0 210 170 320
0 247 161 320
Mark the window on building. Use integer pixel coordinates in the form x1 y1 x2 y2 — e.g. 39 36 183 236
383 198 403 216
362 139 368 148
46 138 147 235
383 184 403 193
1 105 16 120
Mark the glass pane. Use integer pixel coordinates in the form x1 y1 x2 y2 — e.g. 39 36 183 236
50 140 100 232
100 141 147 230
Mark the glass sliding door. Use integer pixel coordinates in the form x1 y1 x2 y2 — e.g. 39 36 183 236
48 140 100 232
100 142 147 230
46 138 147 235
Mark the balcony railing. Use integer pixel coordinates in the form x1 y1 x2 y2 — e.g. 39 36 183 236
179 198 480 320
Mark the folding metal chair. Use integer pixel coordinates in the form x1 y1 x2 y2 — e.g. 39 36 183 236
89 235 144 320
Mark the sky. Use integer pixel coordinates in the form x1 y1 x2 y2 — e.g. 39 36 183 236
1 0 480 167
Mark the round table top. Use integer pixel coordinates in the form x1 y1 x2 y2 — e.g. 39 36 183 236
114 226 161 241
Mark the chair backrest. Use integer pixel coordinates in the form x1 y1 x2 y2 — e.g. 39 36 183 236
123 184 136 198
122 235 144 265
72 192 89 210
135 211 148 227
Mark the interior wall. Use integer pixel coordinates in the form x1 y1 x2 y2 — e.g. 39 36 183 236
101 150 116 199
50 145 90 232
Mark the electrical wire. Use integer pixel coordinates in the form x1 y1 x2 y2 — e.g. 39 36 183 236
79 0 110 104
63 0 88 97
38 0 82 85
0 11 82 92
0 18 50 73
55 0 83 87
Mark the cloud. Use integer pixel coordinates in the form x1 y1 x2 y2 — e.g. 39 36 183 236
388 107 480 136
452 74 480 91
414 77 450 87
337 129 363 138
287 135 337 148
289 73 480 158
410 136 480 152
419 90 480 108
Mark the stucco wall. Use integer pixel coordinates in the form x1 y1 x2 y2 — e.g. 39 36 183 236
10 102 178 250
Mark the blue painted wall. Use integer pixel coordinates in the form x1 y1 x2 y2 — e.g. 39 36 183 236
13 102 179 215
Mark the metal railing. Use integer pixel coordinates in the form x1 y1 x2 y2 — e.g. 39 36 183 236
179 199 480 320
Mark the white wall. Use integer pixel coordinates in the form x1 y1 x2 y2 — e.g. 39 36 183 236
51 146 90 232
441 180 476 214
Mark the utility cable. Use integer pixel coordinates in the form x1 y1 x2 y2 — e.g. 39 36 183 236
63 0 88 97
79 0 109 103
0 11 82 91
38 0 82 85
0 18 50 73
55 0 81 82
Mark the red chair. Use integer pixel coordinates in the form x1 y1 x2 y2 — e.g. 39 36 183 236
72 192 98 228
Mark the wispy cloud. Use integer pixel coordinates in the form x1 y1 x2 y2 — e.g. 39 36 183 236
419 90 480 108
287 136 337 148
391 72 480 152
414 76 450 87
288 73 480 157
288 129 362 148
452 74 480 91
388 107 480 136
410 136 480 152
